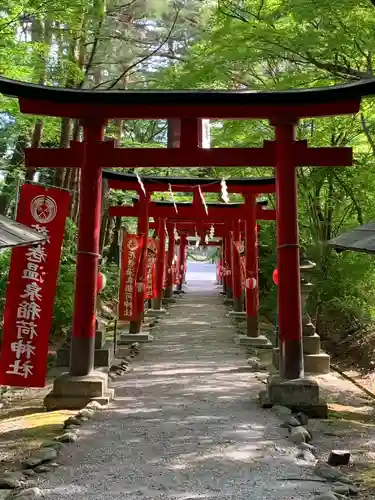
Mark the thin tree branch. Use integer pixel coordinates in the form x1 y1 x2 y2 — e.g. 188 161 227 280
94 8 180 90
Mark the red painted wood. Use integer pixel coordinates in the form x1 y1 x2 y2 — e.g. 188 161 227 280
108 179 276 194
69 119 105 376
231 220 243 306
154 219 166 302
19 97 361 120
25 140 353 168
245 195 258 333
165 224 175 295
109 204 276 221
274 121 303 379
134 192 150 329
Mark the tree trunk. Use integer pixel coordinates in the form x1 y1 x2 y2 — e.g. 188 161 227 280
107 216 122 264
55 118 71 187
168 119 181 148
25 120 43 181
0 135 28 215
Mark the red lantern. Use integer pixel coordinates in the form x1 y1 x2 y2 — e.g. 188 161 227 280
272 268 278 286
97 272 106 293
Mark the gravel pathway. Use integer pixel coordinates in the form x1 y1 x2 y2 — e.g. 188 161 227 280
40 280 328 500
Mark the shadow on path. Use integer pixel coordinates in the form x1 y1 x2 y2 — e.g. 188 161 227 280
39 279 324 500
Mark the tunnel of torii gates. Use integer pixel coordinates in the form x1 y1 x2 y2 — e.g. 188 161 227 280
1 75 372 410
105 176 277 339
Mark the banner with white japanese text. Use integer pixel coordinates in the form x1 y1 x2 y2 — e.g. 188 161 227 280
145 238 158 299
118 234 143 321
0 184 70 388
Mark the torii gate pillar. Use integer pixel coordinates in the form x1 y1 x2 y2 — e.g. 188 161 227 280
130 191 150 333
233 196 272 347
44 119 113 410
223 234 233 303
176 233 188 293
164 224 176 303
231 220 243 312
274 120 304 380
149 218 167 315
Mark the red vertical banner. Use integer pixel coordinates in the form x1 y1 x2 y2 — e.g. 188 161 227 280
145 238 158 299
119 234 143 321
0 184 70 388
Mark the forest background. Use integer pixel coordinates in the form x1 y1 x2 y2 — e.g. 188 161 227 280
1 0 375 369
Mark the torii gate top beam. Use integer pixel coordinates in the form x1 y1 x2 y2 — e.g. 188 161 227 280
104 170 276 194
109 202 276 221
0 76 365 119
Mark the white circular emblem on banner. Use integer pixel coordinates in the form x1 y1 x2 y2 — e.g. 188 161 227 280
127 238 138 251
246 278 257 290
31 195 57 224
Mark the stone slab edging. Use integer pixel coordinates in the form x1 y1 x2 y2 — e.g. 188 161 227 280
0 343 145 500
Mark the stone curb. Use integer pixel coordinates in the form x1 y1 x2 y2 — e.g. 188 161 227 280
0 343 143 500
0 400 106 500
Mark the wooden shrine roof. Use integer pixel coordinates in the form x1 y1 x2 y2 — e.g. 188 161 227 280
0 215 47 250
328 223 375 255
1 76 375 107
103 170 275 189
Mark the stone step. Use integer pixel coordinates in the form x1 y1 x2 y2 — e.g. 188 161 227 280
117 333 153 345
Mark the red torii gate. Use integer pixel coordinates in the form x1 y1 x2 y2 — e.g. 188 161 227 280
0 74 364 410
109 200 276 334
106 175 276 334
109 197 276 336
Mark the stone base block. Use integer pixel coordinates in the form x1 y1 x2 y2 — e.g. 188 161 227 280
145 308 167 317
44 371 114 411
266 374 320 406
258 389 328 418
223 298 233 305
57 341 114 369
228 311 247 319
272 347 330 374
117 333 153 345
234 335 272 348
304 353 330 374
163 297 177 304
272 348 280 369
303 334 321 354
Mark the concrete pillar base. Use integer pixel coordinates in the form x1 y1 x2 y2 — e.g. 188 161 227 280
44 371 114 411
259 374 327 418
163 297 177 304
223 298 233 305
145 308 167 317
117 333 153 345
273 346 330 374
234 334 272 348
232 296 243 312
56 342 114 369
228 311 247 319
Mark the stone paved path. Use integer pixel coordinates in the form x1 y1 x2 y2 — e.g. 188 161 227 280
40 273 329 499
